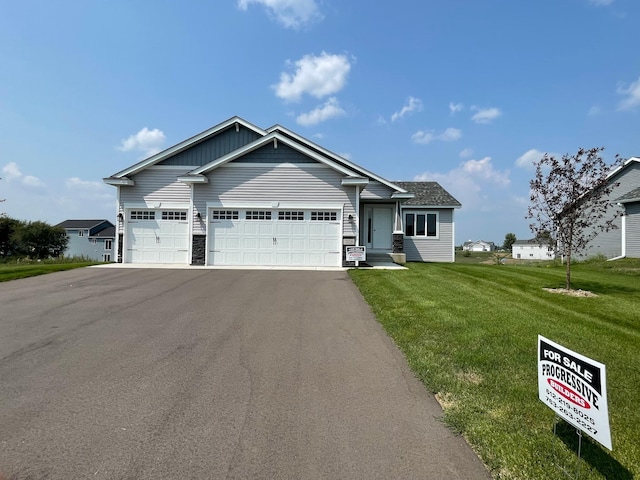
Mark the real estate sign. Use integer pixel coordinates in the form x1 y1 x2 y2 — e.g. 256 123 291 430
346 246 366 262
538 335 612 450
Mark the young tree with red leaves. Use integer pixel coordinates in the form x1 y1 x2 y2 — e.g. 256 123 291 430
526 147 622 290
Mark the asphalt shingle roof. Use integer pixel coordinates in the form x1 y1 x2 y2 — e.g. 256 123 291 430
393 181 461 207
615 186 640 203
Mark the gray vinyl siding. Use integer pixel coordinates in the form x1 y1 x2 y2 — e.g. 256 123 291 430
626 202 640 258
64 232 114 261
158 126 261 167
580 162 640 259
192 164 356 236
403 209 455 262
119 167 192 205
361 181 395 200
235 143 315 163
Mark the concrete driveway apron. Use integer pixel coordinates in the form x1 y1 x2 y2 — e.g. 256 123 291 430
0 268 491 479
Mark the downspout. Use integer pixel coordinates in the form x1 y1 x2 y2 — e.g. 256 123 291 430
608 209 626 261
355 185 360 267
451 208 456 262
188 182 194 265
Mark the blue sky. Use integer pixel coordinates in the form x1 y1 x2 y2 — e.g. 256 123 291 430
1 0 638 244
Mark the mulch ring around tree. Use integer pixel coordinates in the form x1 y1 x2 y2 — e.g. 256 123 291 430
543 288 598 297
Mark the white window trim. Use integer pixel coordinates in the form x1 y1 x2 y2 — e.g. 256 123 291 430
403 210 440 239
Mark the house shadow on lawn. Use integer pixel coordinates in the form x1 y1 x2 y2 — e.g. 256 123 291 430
553 420 632 479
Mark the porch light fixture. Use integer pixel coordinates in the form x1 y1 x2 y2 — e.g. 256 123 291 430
117 213 123 221
348 214 354 223
196 212 202 220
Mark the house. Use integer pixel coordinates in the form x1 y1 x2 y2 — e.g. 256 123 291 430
103 116 461 267
462 240 495 252
55 219 115 261
512 238 555 260
578 157 640 259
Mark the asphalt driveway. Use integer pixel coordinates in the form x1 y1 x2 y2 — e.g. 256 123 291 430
0 268 490 479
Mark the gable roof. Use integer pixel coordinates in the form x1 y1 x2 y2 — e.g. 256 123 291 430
513 238 552 246
55 219 113 230
616 186 640 204
392 181 461 207
607 156 640 181
106 116 266 180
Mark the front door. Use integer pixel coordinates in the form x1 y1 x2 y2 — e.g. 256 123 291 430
365 206 393 250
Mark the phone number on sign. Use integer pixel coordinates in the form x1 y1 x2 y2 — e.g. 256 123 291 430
545 388 597 434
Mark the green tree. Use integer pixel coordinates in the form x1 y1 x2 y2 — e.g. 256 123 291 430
0 215 23 257
526 147 622 289
503 233 516 251
17 221 69 259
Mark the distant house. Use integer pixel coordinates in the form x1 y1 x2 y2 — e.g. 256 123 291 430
512 238 555 260
576 157 640 259
463 240 495 252
55 219 115 261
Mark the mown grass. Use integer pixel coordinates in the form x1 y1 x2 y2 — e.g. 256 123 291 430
349 259 640 479
0 260 100 282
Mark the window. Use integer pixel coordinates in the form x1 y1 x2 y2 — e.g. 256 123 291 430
404 212 438 237
246 211 272 220
78 230 84 237
162 211 187 221
278 211 304 221
211 210 239 220
103 253 111 262
105 239 113 250
311 211 337 221
91 238 97 245
131 210 155 220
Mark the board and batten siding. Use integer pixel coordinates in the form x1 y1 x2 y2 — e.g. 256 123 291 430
402 209 455 262
580 162 640 258
192 164 356 236
626 203 640 258
157 126 261 167
119 167 192 207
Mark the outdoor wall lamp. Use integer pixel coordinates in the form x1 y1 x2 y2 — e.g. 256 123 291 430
196 212 202 220
117 213 123 221
348 214 354 223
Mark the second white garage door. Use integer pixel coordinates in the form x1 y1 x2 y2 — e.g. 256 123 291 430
208 209 341 267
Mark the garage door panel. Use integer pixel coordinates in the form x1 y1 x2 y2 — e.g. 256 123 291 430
208 209 341 267
126 211 189 264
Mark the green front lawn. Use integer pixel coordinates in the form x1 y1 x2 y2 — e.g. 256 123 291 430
349 259 640 479
0 261 99 282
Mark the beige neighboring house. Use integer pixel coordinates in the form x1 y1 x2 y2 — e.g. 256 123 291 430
512 238 555 260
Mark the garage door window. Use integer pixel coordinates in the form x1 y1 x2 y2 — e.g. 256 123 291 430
162 211 187 221
246 211 272 220
212 210 239 220
131 211 156 220
278 211 304 221
311 211 337 221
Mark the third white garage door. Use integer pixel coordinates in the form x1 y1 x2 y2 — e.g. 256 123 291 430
208 209 341 267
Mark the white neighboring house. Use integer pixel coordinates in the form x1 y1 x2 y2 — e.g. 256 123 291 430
512 239 555 260
463 240 495 252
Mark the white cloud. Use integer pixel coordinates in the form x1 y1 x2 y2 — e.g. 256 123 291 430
587 0 613 5
471 106 502 124
296 97 346 126
2 162 22 181
515 148 561 169
237 0 322 29
449 102 463 114
412 127 462 144
414 157 511 213
617 76 640 111
23 175 45 188
66 177 114 202
391 97 423 122
588 105 601 116
338 152 352 160
118 127 166 157
459 148 473 158
274 52 352 102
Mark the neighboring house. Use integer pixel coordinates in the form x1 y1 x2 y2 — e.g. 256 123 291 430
55 219 115 262
512 239 555 260
462 240 495 252
578 157 640 259
103 116 462 267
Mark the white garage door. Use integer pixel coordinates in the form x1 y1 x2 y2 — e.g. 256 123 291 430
125 210 189 264
208 209 341 267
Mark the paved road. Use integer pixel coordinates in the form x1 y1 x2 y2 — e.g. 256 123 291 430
0 268 491 479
